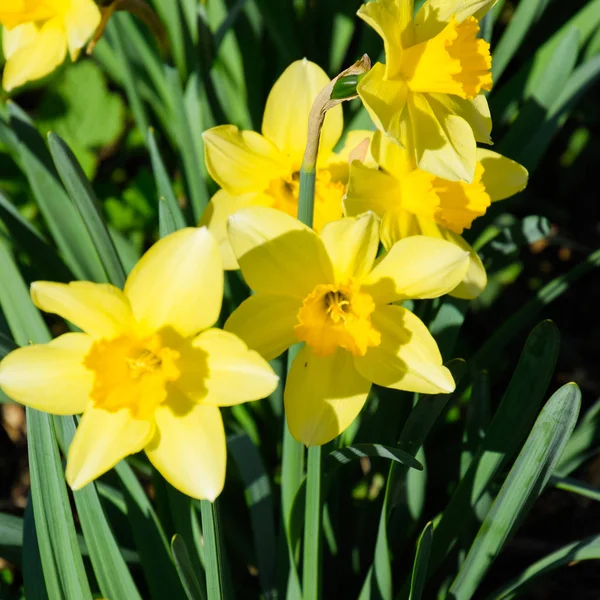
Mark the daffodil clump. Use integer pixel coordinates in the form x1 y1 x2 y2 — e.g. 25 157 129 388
0 0 101 91
0 228 278 500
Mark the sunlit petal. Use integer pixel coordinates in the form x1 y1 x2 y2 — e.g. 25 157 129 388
285 346 371 446
354 305 454 394
203 125 291 194
319 212 379 282
64 0 100 60
227 207 334 298
2 22 36 59
125 228 223 337
180 328 279 405
262 59 343 169
478 148 529 201
146 394 226 501
380 208 421 250
66 406 154 490
344 161 401 218
0 333 93 415
31 281 132 338
362 236 469 302
225 293 301 361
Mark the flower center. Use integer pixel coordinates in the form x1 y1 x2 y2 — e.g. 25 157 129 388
265 169 345 231
84 333 181 420
294 281 381 357
399 16 492 99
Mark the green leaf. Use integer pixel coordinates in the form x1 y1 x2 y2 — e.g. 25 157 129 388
228 432 277 599
328 444 423 472
200 500 227 600
303 446 322 600
4 104 106 282
549 475 600 502
48 132 126 287
22 495 49 600
449 383 581 600
492 0 549 84
0 513 24 566
487 533 600 600
53 417 142 600
427 322 560 578
409 522 433 600
172 535 207 600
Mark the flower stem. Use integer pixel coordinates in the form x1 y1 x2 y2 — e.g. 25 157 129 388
200 499 225 599
303 445 322 600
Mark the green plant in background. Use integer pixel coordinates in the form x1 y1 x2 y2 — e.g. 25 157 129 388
0 1 599 600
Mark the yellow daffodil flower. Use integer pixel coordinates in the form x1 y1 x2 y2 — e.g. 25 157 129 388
201 59 373 270
357 0 497 182
344 131 528 299
0 228 278 500
0 0 101 91
224 208 470 446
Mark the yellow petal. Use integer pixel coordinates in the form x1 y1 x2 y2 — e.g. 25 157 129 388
2 22 36 59
227 207 334 298
199 189 271 270
477 148 528 201
0 333 93 415
202 125 290 195
262 59 343 169
64 0 101 60
344 161 401 221
66 406 154 490
371 130 416 177
2 18 66 91
414 218 487 299
354 305 454 394
178 328 279 405
145 394 226 501
225 293 301 361
428 93 492 145
357 62 408 143
415 0 498 42
31 281 133 338
319 213 379 283
357 1 407 75
0 2 55 28
408 91 477 182
125 228 223 337
380 208 421 249
333 130 377 168
285 346 371 446
362 235 469 302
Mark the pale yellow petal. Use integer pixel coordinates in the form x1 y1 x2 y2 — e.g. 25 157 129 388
428 93 492 145
64 0 100 60
178 328 279 405
66 406 154 489
199 189 270 270
371 130 416 177
285 346 371 446
333 130 377 168
146 394 226 501
408 92 477 182
354 305 454 394
362 235 469 302
415 218 487 299
319 213 379 283
3 18 66 91
225 293 301 361
415 0 498 42
477 148 529 201
203 125 291 194
0 333 92 415
344 161 401 218
262 59 343 169
380 208 421 249
2 22 36 59
125 228 223 337
227 207 334 298
357 62 409 143
357 1 406 74
31 281 133 338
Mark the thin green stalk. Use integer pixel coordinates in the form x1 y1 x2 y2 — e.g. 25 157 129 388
200 500 225 600
303 446 322 600
297 169 316 228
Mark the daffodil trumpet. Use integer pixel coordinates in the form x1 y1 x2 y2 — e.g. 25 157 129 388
0 228 278 500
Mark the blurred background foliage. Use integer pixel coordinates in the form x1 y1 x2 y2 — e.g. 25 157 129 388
0 0 600 599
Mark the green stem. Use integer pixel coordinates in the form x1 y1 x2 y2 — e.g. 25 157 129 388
297 168 316 228
200 499 225 599
303 446 322 600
